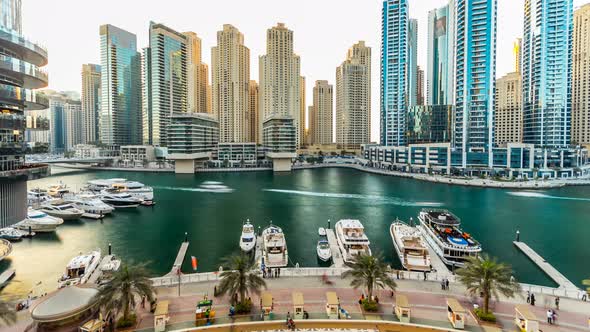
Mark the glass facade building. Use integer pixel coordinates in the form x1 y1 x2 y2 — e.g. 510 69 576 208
263 116 296 153
522 0 573 147
408 19 418 107
406 105 452 144
427 2 455 106
381 0 408 146
168 112 219 155
99 24 142 147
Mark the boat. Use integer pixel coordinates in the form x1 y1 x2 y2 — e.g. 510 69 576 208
239 221 256 253
39 200 84 220
108 181 154 201
334 219 371 264
0 228 28 241
261 224 288 268
57 249 101 288
316 238 332 262
47 182 70 198
390 220 431 272
417 209 481 267
63 194 114 216
199 181 234 193
99 193 142 208
15 209 64 233
318 227 327 236
27 189 52 207
86 178 127 192
0 239 12 262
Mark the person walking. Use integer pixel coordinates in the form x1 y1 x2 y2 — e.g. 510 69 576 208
530 293 536 306
555 296 560 310
441 279 445 290
526 291 531 303
552 309 558 324
445 278 450 290
547 309 553 324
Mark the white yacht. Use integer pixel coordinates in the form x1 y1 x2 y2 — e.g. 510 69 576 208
0 228 27 241
417 209 481 267
239 221 256 253
39 200 84 220
63 194 114 216
0 239 12 261
15 209 64 233
108 181 154 201
86 178 127 192
199 181 233 193
27 190 52 207
318 227 327 237
261 225 288 268
58 250 102 288
99 193 142 208
390 220 431 272
334 219 372 264
316 238 332 262
47 182 70 198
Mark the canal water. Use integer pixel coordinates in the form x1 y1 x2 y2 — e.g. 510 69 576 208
2 166 589 297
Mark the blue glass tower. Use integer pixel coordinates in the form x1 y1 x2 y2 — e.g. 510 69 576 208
453 0 497 167
522 0 573 147
408 19 418 107
427 2 455 106
381 0 408 146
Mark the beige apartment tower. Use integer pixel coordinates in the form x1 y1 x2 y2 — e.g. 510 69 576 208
299 76 306 147
212 24 250 143
81 64 101 143
184 32 211 114
494 72 522 146
572 4 590 146
249 80 259 143
513 38 522 73
336 41 371 149
259 23 302 146
310 80 333 145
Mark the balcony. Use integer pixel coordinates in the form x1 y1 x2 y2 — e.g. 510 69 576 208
0 28 48 66
0 83 48 110
0 54 48 89
0 163 49 180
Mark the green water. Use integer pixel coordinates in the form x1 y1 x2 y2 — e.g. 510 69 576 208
2 166 590 297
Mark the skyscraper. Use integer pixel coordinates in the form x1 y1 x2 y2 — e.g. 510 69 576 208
81 64 101 144
426 2 455 106
522 0 573 147
184 32 211 114
453 0 497 166
513 38 522 73
336 41 371 149
495 72 522 146
212 24 250 143
249 80 259 143
99 24 142 146
310 80 333 145
259 23 302 147
417 66 424 106
381 0 408 146
47 92 82 153
408 18 418 107
571 4 590 146
144 22 188 147
299 76 306 148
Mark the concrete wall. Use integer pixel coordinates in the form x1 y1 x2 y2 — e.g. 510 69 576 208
272 158 293 172
0 179 27 227
174 160 195 174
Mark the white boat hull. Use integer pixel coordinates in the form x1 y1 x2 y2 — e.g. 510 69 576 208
15 223 58 233
390 223 431 272
41 210 83 221
240 241 256 253
317 247 331 262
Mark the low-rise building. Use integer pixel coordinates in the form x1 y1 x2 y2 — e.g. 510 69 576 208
263 116 297 172
167 112 219 173
213 143 261 167
119 145 156 167
74 144 118 159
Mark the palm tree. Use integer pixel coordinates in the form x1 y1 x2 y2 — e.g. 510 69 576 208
0 300 16 326
456 254 521 314
93 263 156 324
582 278 590 299
342 252 397 302
217 253 266 305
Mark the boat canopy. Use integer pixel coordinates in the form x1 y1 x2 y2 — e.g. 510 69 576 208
421 209 461 226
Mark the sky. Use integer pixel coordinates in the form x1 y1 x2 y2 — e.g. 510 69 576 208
24 0 588 142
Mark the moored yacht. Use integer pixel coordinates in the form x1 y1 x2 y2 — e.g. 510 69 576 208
63 194 114 215
261 224 288 268
47 182 70 198
15 209 64 233
58 250 101 288
0 228 27 241
316 238 332 262
390 219 431 272
108 181 154 201
417 209 481 267
86 178 127 192
239 221 256 253
99 193 142 208
334 219 371 264
0 239 12 261
39 200 84 220
27 189 52 207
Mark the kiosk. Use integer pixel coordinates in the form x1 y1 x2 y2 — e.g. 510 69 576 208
446 298 466 329
394 294 411 323
261 292 273 315
292 292 304 319
195 298 215 326
154 301 169 332
326 292 340 319
515 304 539 332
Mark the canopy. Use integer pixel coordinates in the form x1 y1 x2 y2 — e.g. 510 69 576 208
396 294 409 308
292 292 304 306
154 301 169 316
31 285 98 322
515 304 537 321
261 292 273 308
446 298 465 313
326 292 339 305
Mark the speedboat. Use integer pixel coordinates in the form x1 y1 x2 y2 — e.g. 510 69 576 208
99 193 142 208
0 239 12 261
390 219 431 272
27 189 52 207
0 228 27 241
318 227 327 236
47 182 69 198
63 194 114 215
15 209 64 233
239 221 256 253
199 181 234 193
39 200 84 220
316 239 332 262
261 224 288 268
86 178 127 192
417 209 481 267
109 181 154 201
335 219 371 264
58 249 101 288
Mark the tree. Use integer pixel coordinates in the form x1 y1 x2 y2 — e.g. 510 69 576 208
341 252 396 302
93 263 156 325
456 254 520 315
0 300 16 326
217 253 266 306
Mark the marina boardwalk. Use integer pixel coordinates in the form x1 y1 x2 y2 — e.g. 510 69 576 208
325 229 345 268
166 241 189 276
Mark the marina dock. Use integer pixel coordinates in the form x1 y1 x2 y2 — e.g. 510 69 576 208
0 269 15 287
513 241 579 291
167 241 189 276
88 255 114 284
416 226 451 277
325 229 345 268
254 236 263 266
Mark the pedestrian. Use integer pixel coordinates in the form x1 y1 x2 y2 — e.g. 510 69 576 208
445 278 450 290
278 267 281 277
530 293 536 306
396 270 400 279
552 309 558 324
547 309 553 324
555 296 560 310
441 279 445 290
526 291 531 303
287 311 291 320
423 271 427 281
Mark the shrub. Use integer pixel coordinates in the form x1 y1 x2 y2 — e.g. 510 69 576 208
116 314 137 328
361 299 379 312
235 299 253 314
474 308 496 322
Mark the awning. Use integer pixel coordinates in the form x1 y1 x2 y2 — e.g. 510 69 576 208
446 298 465 313
326 292 339 305
261 292 273 308
292 292 304 306
30 285 99 322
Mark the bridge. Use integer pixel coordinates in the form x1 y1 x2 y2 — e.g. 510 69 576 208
26 156 116 164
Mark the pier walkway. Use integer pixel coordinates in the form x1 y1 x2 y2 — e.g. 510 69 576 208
325 229 345 268
513 241 579 291
416 226 451 277
166 241 189 276
254 235 263 266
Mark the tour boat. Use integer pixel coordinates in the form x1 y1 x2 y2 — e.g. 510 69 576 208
99 193 142 208
27 189 52 207
261 224 288 268
15 209 64 233
58 249 102 288
64 194 114 215
318 227 327 237
0 239 12 261
417 209 481 267
239 221 256 253
107 181 154 201
199 181 234 193
316 238 332 262
86 178 127 192
390 219 431 272
334 219 371 264
0 228 27 241
47 182 70 198
39 200 84 221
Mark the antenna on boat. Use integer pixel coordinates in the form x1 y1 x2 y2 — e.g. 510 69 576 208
409 217 413 227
